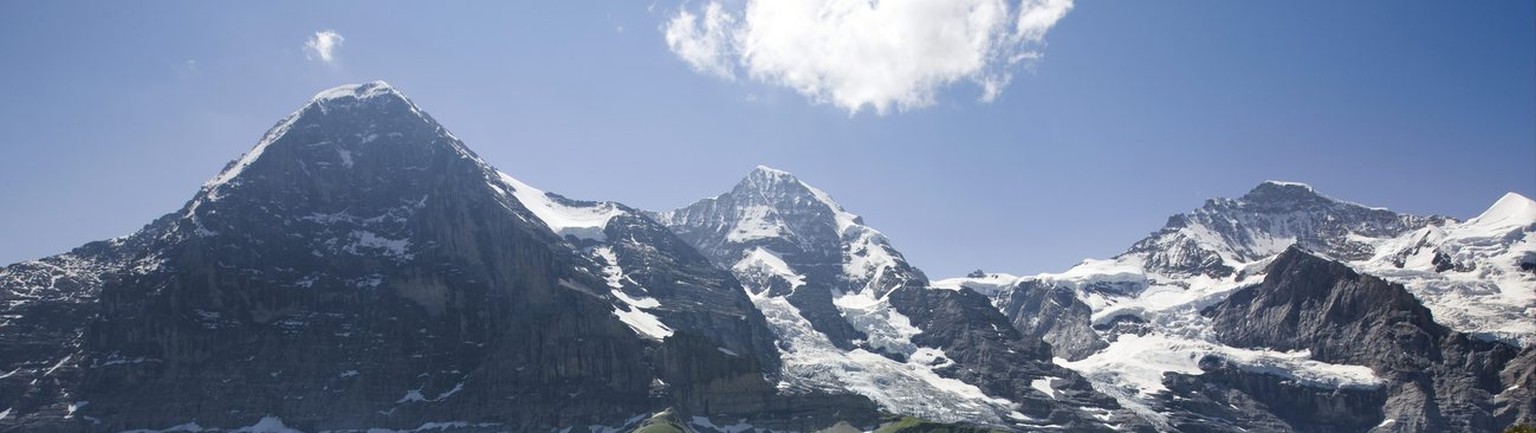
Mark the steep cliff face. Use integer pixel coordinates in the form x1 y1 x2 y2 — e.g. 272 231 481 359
936 276 1106 361
1203 247 1533 432
1500 348 1536 426
0 232 159 431
494 173 783 380
0 82 851 432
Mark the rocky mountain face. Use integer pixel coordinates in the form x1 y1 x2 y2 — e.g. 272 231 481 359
658 168 1150 431
932 272 1107 362
1204 247 1534 432
998 280 1106 361
938 182 1535 432
1126 181 1448 279
658 167 923 351
3 81 1531 433
0 83 872 433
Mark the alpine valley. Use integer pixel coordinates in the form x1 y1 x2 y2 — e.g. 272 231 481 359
1 82 1532 433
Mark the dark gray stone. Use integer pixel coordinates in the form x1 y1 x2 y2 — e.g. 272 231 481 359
1203 247 1533 432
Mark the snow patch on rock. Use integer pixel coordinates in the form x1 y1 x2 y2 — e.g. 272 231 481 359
607 275 671 339
731 247 806 293
495 172 622 242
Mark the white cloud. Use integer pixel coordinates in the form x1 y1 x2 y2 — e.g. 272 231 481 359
304 30 345 63
663 2 737 80
663 0 1073 114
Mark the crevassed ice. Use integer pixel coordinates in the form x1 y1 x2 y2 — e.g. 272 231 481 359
1356 192 1536 345
750 292 1018 424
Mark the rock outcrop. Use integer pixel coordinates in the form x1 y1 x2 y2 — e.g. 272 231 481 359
1204 247 1534 432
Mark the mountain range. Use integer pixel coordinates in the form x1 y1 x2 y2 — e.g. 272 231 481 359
1 82 1531 433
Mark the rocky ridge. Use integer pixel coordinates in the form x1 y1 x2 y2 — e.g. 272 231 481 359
938 182 1535 432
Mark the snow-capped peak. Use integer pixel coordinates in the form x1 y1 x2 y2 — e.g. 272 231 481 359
1466 192 1536 230
1367 191 1536 344
304 81 431 119
730 167 913 293
663 166 925 298
1240 180 1333 206
311 80 402 103
198 82 446 198
1119 180 1443 280
733 166 866 235
750 164 796 179
1244 180 1401 213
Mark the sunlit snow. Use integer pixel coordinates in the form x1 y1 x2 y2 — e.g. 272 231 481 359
495 172 622 242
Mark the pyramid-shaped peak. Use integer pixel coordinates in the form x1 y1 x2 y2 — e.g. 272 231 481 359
751 164 794 177
300 81 422 116
732 165 817 197
199 81 474 200
734 165 842 205
1468 192 1536 228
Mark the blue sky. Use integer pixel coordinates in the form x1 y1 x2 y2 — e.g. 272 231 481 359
1 1 1532 277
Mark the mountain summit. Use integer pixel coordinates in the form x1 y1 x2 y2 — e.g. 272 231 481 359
198 80 475 202
658 166 927 350
662 165 923 298
0 84 852 432
1126 181 1448 279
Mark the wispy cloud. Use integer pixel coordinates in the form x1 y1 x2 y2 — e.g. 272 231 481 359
663 0 1073 115
304 30 345 63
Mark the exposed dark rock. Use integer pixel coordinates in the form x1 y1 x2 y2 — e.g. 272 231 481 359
1499 348 1536 426
656 167 907 350
0 83 868 432
888 286 1149 432
593 210 783 375
991 280 1106 361
1203 246 1533 432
